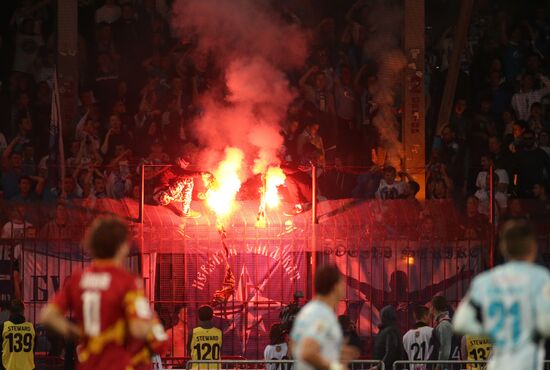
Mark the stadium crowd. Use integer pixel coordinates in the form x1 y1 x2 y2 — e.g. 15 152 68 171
0 0 549 213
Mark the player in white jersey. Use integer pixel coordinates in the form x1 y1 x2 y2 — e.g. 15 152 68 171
265 324 290 370
453 220 550 370
291 265 357 370
403 306 433 370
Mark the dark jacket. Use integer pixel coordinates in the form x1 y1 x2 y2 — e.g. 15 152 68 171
373 305 404 369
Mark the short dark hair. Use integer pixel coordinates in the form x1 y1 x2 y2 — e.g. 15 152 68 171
431 295 448 313
18 175 32 184
315 265 341 296
413 305 429 321
384 166 396 174
269 323 285 345
9 299 25 315
408 181 420 195
85 217 129 259
499 219 536 259
197 305 213 321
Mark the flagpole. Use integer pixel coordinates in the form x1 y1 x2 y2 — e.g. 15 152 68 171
53 70 66 195
311 163 317 298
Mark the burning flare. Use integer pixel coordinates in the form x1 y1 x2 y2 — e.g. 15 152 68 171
255 165 286 228
265 166 286 209
205 147 244 218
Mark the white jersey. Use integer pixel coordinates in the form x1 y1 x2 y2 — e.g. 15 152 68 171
264 343 290 370
403 325 434 370
466 261 550 370
291 300 343 370
375 180 405 200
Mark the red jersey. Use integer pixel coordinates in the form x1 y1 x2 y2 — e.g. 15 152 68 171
129 316 168 370
51 261 152 370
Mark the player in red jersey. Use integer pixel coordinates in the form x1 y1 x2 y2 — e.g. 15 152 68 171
129 313 168 370
40 216 158 370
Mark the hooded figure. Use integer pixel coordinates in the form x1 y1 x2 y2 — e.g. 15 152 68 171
373 305 404 369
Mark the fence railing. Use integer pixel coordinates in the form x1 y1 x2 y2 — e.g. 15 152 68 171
184 360 384 370
393 360 550 370
393 360 487 370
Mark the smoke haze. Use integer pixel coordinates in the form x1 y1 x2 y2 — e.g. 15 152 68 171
364 0 406 167
172 0 308 177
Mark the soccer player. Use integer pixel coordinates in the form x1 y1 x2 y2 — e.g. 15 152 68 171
290 265 357 370
1 300 35 370
264 324 290 370
39 216 158 370
453 219 550 370
129 313 168 370
188 305 222 368
403 306 433 370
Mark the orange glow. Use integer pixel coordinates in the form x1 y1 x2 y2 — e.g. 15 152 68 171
407 256 415 265
205 148 244 218
265 166 286 209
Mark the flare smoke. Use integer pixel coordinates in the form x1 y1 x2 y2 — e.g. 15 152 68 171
172 0 308 176
365 1 406 167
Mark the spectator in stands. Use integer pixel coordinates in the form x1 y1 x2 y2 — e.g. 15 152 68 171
9 116 34 154
281 120 299 162
474 172 508 217
101 114 129 160
373 305 403 370
460 196 488 239
95 0 121 24
297 121 325 167
12 18 44 77
507 121 527 153
39 203 76 240
60 176 83 200
11 175 44 202
511 73 550 121
426 164 454 200
89 176 108 199
510 129 550 198
375 166 405 200
474 154 509 195
500 108 517 138
449 98 469 142
483 70 511 116
488 136 511 173
1 206 33 300
437 125 464 195
527 102 550 138
1 152 26 199
299 65 335 135
501 197 530 222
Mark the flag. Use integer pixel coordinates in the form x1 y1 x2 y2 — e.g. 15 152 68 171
48 69 65 193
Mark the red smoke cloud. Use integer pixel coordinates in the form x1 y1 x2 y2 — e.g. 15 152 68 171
172 0 308 178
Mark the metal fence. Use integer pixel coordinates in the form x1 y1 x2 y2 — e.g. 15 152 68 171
2 198 550 363
393 360 487 370
393 360 550 370
184 360 384 370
